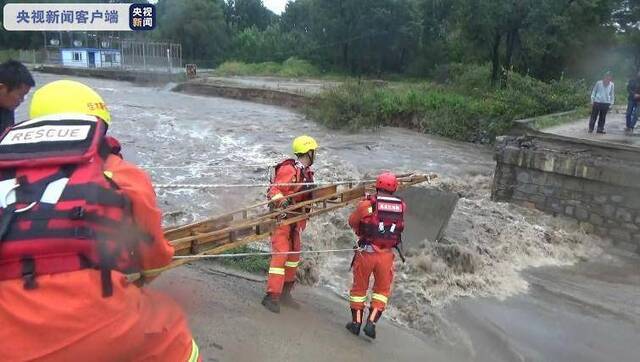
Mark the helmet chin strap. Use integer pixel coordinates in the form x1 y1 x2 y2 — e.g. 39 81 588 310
298 150 314 167
308 150 315 166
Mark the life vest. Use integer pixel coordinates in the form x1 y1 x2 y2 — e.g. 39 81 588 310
269 159 314 202
0 114 144 297
359 194 405 249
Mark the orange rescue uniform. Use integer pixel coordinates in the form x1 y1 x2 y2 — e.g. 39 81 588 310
266 160 312 297
348 197 405 312
0 154 199 362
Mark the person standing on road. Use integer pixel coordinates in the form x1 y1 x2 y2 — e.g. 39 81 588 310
262 135 317 314
0 60 35 135
625 71 640 133
589 71 615 134
346 172 406 340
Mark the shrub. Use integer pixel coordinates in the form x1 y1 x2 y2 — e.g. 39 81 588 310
218 245 270 274
306 64 588 143
214 57 319 78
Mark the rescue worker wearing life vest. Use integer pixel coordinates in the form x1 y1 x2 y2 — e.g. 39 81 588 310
346 172 406 339
0 80 200 361
262 135 317 313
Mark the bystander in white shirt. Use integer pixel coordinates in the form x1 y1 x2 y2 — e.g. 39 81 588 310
591 80 615 105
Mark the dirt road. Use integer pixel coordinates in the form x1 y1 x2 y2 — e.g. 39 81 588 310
155 264 461 362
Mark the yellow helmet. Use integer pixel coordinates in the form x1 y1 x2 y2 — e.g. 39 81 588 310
292 135 318 155
29 80 111 124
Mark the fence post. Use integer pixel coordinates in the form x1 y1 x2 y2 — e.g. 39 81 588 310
120 40 124 69
166 48 172 73
142 42 147 71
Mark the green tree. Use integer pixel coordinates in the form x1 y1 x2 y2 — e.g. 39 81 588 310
224 0 275 31
455 0 622 84
415 0 455 74
280 0 420 74
155 0 229 66
613 0 640 69
231 23 306 62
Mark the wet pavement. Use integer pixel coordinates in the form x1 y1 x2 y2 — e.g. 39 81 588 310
545 107 640 147
448 249 640 362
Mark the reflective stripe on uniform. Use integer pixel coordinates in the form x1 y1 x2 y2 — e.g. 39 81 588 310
372 293 388 304
269 267 285 275
284 261 299 268
377 196 402 202
188 339 199 362
349 295 367 303
367 206 373 214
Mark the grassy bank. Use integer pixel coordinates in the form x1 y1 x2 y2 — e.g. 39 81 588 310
305 64 588 143
217 245 270 274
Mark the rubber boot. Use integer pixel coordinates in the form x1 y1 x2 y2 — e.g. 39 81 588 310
363 320 376 339
261 294 280 314
363 308 382 339
345 309 363 336
281 281 301 309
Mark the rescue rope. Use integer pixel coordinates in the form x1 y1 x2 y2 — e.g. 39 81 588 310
172 248 358 260
142 164 272 170
154 176 432 189
154 181 360 189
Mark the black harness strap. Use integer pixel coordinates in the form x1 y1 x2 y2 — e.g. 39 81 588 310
13 166 75 205
21 256 37 290
97 237 114 298
57 184 127 207
0 204 17 242
2 226 97 242
394 245 406 263
30 165 76 233
15 207 129 229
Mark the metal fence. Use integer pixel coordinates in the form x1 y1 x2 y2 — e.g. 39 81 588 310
120 40 182 72
19 35 182 74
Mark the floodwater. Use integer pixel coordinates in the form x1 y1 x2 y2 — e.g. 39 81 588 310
16 73 640 361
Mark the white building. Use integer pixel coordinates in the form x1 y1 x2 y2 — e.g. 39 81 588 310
61 48 121 68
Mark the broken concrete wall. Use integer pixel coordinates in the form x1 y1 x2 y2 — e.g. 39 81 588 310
492 133 640 252
36 65 181 83
172 82 312 109
397 187 459 250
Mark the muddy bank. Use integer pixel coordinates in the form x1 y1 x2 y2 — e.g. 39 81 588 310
172 81 312 109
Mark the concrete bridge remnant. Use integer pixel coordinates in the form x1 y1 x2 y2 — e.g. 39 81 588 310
492 132 640 252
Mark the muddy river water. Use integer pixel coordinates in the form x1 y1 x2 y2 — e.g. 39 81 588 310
17 73 640 361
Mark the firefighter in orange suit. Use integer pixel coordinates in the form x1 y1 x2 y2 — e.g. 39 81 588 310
346 172 406 339
262 135 317 313
0 80 199 361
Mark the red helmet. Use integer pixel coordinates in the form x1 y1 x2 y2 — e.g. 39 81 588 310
376 172 398 193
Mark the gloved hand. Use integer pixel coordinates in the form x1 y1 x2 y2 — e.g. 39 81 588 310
280 197 293 209
268 194 295 220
